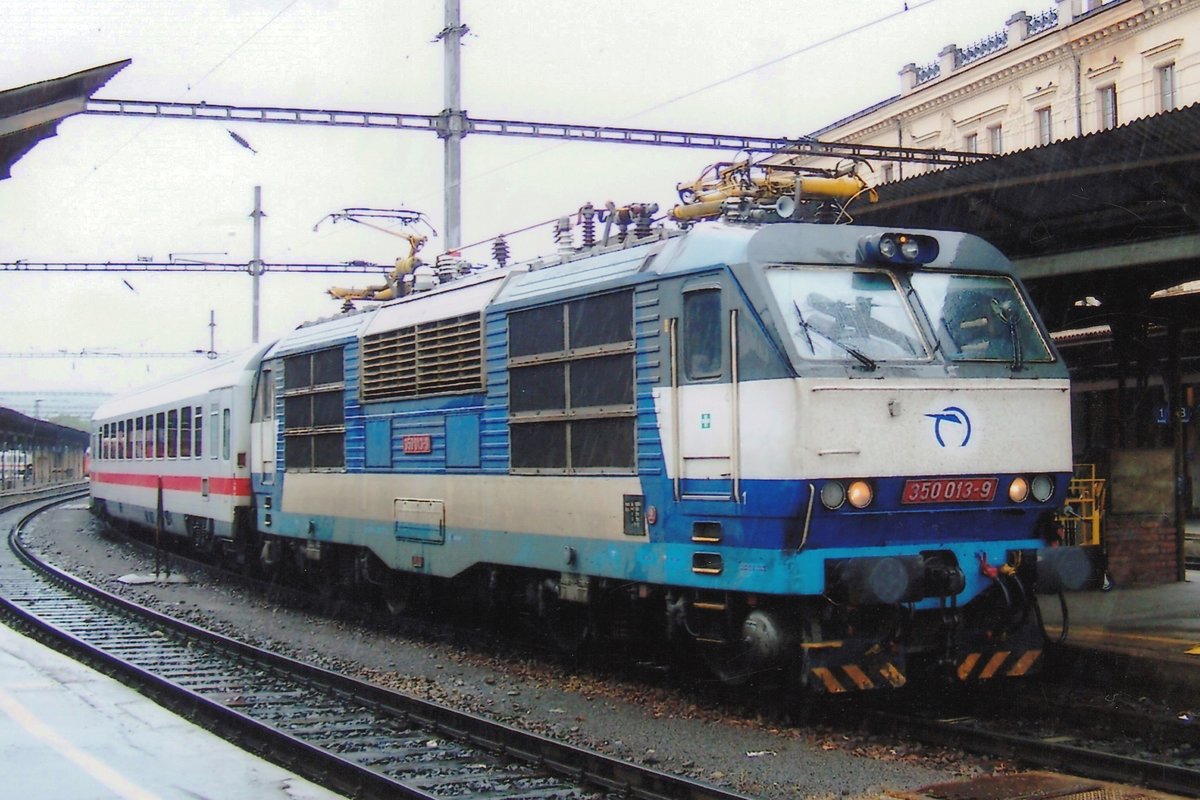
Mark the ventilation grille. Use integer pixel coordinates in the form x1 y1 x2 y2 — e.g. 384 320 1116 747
361 314 482 401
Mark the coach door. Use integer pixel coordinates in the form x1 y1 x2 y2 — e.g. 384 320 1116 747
250 366 276 484
671 285 740 502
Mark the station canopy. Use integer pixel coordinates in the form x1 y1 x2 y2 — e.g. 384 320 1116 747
0 407 89 448
0 60 129 181
850 103 1200 330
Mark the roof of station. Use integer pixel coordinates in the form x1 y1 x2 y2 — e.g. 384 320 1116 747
851 103 1200 297
0 60 130 181
0 407 89 448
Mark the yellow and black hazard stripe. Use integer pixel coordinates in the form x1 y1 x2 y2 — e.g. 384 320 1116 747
809 661 907 693
955 649 1042 681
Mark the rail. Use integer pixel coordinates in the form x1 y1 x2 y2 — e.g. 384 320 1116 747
1 496 756 800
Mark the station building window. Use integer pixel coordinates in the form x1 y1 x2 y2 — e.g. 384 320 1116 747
283 348 345 470
988 124 1002 154
1158 63 1177 112
1098 84 1118 131
1036 107 1052 146
507 290 636 473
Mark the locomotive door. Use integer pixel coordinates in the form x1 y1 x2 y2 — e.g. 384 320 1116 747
672 286 740 502
250 366 276 484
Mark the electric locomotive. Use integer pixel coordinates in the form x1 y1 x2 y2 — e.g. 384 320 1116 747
92 164 1093 692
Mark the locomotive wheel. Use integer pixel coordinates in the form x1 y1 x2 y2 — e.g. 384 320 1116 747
383 573 416 615
545 601 591 655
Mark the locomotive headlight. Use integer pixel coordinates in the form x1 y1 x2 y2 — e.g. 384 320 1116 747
847 480 874 509
859 232 940 265
1008 476 1030 503
1031 474 1055 502
820 481 846 510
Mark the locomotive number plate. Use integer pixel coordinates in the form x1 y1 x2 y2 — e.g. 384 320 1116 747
902 477 997 504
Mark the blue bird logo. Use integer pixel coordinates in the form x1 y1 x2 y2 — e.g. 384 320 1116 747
926 406 972 448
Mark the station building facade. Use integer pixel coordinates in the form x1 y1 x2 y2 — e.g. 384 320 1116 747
801 0 1196 180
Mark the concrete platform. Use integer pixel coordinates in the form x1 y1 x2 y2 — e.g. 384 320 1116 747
1038 569 1200 706
0 623 345 800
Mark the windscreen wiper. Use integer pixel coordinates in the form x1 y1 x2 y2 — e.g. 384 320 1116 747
990 298 1024 371
794 301 877 371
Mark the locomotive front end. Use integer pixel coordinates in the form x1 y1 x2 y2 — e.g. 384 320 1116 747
656 222 1098 692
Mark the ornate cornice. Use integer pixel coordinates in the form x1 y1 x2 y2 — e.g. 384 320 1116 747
828 0 1192 144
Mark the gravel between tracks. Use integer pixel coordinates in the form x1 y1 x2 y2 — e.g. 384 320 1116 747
24 502 1017 800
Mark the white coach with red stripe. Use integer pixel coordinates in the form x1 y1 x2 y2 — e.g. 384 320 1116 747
90 345 270 543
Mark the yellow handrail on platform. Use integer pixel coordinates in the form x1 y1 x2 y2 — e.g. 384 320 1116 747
1057 464 1105 547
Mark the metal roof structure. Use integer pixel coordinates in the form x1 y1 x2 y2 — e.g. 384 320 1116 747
852 103 1200 330
0 407 89 448
0 60 130 181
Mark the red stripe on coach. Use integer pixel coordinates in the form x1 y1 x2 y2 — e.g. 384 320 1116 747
91 472 251 497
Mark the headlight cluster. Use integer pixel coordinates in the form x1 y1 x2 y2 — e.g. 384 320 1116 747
1008 474 1055 503
820 479 874 510
860 232 940 265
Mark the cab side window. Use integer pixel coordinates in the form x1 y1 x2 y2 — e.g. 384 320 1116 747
683 288 722 381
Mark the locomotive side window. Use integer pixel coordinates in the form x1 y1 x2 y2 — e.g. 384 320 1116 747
683 288 722 380
909 272 1053 364
508 290 636 473
283 348 346 471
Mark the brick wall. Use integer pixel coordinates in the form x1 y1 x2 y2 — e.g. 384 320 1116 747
1104 513 1178 586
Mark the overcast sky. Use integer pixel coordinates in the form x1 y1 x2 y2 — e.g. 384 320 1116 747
0 0 1035 401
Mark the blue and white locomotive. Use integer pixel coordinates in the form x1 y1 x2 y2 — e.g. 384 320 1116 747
92 167 1092 692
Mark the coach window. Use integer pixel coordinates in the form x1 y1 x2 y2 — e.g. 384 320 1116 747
180 407 192 458
254 368 275 421
683 287 722 380
125 419 134 459
210 405 219 460
222 408 231 461
167 409 178 459
283 348 345 471
194 405 203 458
155 412 166 459
145 414 154 459
508 291 636 473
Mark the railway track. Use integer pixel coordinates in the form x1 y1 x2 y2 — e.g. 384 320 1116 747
1 495 755 800
852 685 1200 798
